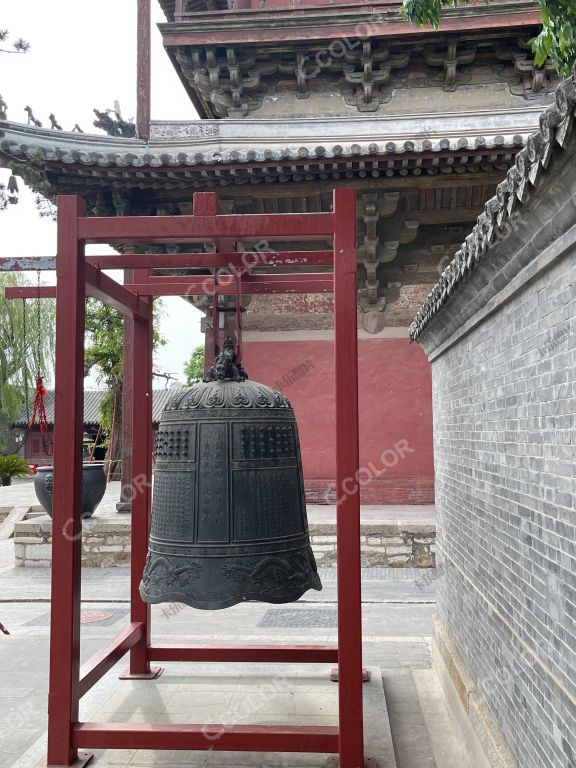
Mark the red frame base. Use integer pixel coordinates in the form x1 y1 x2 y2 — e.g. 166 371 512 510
331 668 371 683
33 190 364 767
118 666 164 680
46 752 93 768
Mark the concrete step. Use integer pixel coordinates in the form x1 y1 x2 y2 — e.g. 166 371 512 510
0 506 30 541
384 668 473 768
384 669 438 768
412 669 472 768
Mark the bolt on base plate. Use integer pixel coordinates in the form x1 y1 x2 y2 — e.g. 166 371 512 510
45 752 93 767
118 666 164 680
326 757 378 767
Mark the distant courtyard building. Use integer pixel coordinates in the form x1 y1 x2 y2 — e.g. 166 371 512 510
12 389 179 465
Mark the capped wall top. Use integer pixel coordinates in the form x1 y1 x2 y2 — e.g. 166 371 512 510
409 69 576 343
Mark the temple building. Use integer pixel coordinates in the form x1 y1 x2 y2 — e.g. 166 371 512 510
0 0 552 503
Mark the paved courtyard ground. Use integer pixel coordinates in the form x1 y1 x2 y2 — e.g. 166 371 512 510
0 481 466 768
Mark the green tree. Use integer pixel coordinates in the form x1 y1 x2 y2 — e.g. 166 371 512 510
184 345 205 385
401 0 576 75
84 299 166 477
0 273 55 421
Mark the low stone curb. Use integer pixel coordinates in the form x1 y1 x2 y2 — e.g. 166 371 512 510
13 516 435 569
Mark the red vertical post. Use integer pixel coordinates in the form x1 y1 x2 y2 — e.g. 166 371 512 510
127 270 155 676
47 196 87 766
117 269 135 514
333 188 364 768
136 0 151 142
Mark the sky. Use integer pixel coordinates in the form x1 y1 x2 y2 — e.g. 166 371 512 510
0 1 204 389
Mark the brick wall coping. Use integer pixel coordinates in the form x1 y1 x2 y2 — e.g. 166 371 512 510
410 72 576 348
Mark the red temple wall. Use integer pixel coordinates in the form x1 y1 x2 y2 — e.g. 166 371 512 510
242 335 434 505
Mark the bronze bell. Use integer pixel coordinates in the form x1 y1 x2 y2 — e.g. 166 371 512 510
140 340 322 610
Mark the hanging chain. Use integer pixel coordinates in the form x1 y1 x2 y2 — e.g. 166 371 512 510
236 269 243 364
28 270 52 455
35 269 42 375
22 298 30 432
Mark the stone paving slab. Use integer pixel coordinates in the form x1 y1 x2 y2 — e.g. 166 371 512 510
2 596 433 768
0 479 121 518
0 480 436 525
0 566 436 604
3 481 436 569
0 506 30 541
9 664 395 768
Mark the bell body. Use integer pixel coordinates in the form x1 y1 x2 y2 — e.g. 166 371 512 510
140 379 322 609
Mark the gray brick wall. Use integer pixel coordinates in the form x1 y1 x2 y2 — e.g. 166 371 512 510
432 246 576 768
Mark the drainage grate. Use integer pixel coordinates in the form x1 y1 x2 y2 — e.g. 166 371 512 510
258 608 337 628
25 608 129 627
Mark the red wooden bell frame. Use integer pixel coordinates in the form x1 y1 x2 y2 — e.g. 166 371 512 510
10 189 365 767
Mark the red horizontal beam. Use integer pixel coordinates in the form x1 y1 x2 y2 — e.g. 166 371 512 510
5 275 151 317
78 623 144 699
0 251 334 273
73 723 339 752
5 274 334 300
5 286 56 299
162 9 542 46
148 272 331 285
77 213 335 244
148 644 338 663
85 262 151 320
127 276 334 296
90 250 335 270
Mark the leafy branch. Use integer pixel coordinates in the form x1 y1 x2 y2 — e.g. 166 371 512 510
401 0 576 76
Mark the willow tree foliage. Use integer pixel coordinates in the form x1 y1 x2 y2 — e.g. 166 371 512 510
85 300 126 433
85 299 166 477
401 0 576 76
0 273 55 421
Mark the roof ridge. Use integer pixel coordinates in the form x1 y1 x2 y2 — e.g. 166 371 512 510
11 386 187 428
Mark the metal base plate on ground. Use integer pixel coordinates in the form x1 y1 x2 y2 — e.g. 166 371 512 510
45 752 93 767
325 666 394 768
118 666 164 680
331 667 371 682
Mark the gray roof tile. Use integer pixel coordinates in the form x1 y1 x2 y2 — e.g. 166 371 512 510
13 388 185 428
409 73 576 343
